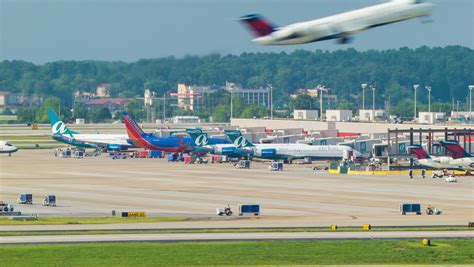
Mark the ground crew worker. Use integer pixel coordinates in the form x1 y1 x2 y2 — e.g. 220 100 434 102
409 169 414 179
421 169 426 178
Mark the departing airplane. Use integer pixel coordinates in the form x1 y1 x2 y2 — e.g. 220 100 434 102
226 130 360 162
439 140 474 170
48 109 132 149
408 145 455 169
239 0 434 45
123 113 229 153
186 128 251 158
0 140 18 156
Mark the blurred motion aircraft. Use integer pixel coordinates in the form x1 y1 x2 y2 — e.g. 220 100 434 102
239 0 434 45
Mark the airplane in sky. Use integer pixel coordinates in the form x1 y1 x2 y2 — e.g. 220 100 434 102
186 128 251 158
239 0 434 45
48 109 132 150
408 145 456 169
0 141 18 156
123 113 229 153
439 140 474 170
226 130 360 162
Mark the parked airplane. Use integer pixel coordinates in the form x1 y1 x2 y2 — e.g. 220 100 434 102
239 0 434 45
123 113 229 153
408 145 455 169
0 141 18 156
186 128 251 158
439 140 474 170
226 130 360 162
48 109 132 149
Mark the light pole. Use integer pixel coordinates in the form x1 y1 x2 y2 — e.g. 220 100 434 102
318 85 325 121
268 84 273 119
413 84 419 119
425 86 432 113
469 85 474 123
361 83 367 110
230 90 233 120
371 85 376 122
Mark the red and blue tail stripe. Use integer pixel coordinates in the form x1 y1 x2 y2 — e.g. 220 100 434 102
440 140 472 159
408 145 430 159
239 14 275 37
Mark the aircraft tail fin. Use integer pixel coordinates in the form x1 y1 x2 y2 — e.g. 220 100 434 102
47 109 77 137
439 140 472 159
408 145 431 159
186 128 209 146
122 112 147 139
225 130 254 148
239 14 276 37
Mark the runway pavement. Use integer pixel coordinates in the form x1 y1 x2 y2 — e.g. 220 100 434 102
1 230 473 245
1 150 473 228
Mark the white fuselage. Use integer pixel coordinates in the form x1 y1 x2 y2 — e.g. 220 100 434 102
449 157 474 171
71 134 130 146
0 141 18 155
417 156 474 171
254 0 434 45
417 156 454 169
252 144 361 160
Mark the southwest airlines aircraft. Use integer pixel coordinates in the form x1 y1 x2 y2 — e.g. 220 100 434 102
123 113 229 152
48 109 132 149
239 0 434 45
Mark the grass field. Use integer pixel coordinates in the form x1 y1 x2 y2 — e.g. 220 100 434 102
0 216 187 225
1 239 472 265
1 226 471 236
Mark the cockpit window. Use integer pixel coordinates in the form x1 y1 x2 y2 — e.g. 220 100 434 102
415 0 425 3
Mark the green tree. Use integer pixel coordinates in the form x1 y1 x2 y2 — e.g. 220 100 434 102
212 104 229 122
90 107 111 123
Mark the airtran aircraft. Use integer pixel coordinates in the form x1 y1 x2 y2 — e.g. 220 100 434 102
239 0 433 45
186 128 252 158
48 109 132 149
123 113 229 152
226 130 360 162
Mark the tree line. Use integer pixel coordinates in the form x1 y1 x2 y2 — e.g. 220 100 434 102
1 45 472 123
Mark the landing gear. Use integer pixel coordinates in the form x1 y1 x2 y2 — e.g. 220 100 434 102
338 36 353 44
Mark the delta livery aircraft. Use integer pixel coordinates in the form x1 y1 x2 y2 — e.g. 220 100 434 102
48 109 132 150
239 0 433 45
408 145 456 169
439 140 474 171
122 113 229 153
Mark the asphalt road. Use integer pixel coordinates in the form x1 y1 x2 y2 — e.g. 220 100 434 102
1 230 473 245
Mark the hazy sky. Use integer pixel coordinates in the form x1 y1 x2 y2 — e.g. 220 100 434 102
1 0 473 64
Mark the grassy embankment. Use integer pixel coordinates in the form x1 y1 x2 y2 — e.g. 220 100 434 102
1 240 473 265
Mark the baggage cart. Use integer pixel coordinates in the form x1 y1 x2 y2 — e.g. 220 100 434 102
17 193 33 205
400 203 422 215
42 195 56 207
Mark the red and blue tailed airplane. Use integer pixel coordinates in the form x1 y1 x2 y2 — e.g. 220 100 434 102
123 112 229 153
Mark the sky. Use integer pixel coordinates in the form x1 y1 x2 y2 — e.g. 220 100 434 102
1 0 473 64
